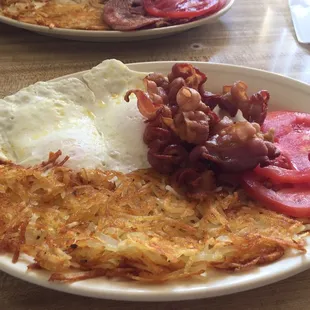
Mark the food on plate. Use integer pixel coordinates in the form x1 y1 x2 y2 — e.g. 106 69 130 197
103 0 163 31
262 111 310 171
0 60 149 172
0 0 108 30
0 0 227 31
242 172 310 218
127 63 278 196
254 165 310 184
242 111 310 217
143 0 226 19
128 65 310 218
0 152 306 282
0 60 309 283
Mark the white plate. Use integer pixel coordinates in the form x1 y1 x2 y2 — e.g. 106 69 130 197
1 61 310 301
0 0 234 42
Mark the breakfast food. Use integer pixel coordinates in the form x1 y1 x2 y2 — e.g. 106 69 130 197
0 154 306 282
128 63 310 218
0 0 108 30
0 60 309 283
0 0 227 31
0 60 149 171
127 64 277 184
243 111 310 217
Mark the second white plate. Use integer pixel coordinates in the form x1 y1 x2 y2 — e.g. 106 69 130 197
0 0 234 42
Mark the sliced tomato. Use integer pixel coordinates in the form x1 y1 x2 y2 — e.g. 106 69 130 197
143 0 223 19
262 111 310 171
254 165 310 184
278 130 310 171
242 172 310 218
262 111 295 140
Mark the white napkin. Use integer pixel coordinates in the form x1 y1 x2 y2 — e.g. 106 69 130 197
289 0 310 43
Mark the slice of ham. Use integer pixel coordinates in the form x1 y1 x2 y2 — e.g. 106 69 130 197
103 0 164 31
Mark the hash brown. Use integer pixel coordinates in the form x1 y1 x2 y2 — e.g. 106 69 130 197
0 151 306 282
0 0 109 30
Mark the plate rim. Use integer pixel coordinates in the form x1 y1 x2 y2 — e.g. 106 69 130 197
1 252 310 302
1 60 310 302
127 61 310 90
0 0 234 38
54 61 310 96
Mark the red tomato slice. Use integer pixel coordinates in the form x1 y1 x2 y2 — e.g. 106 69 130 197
242 172 310 218
262 111 295 141
278 130 310 171
262 111 310 171
254 165 310 184
143 0 223 19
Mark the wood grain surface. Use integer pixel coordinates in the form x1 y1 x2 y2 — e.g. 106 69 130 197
0 0 310 309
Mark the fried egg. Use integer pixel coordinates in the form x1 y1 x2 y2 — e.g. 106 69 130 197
0 59 151 173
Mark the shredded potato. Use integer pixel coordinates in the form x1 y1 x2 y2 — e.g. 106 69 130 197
0 152 306 282
0 0 109 30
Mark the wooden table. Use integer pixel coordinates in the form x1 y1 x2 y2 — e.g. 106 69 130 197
0 0 310 309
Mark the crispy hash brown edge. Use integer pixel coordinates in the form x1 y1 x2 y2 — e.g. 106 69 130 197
0 151 307 283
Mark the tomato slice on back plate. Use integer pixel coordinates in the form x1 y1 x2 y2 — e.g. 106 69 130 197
143 0 224 19
242 172 310 218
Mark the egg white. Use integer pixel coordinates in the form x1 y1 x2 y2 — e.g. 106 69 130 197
0 59 151 173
